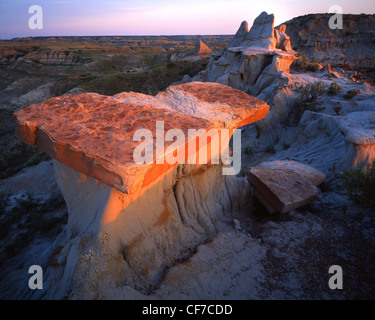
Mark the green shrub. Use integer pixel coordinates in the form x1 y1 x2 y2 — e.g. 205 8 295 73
239 166 249 177
293 81 328 120
341 160 375 207
306 63 320 72
167 62 176 69
293 55 321 72
244 145 254 155
0 193 10 215
282 141 290 150
264 145 276 154
16 193 38 212
343 89 360 99
295 54 308 69
311 57 321 64
328 82 342 95
333 105 342 115
26 150 50 167
296 81 328 103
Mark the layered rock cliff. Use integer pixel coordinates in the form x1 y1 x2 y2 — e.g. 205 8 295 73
0 49 82 66
22 50 81 65
281 13 375 71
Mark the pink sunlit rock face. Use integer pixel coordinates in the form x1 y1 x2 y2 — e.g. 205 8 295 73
14 81 269 195
193 39 212 57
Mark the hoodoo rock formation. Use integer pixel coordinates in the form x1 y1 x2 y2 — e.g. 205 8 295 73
186 11 375 176
202 12 296 90
191 12 297 132
14 82 269 299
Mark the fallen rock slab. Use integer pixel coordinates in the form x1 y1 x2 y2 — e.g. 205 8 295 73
248 161 324 214
257 160 325 186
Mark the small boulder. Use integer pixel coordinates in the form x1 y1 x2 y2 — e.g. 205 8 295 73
257 160 325 186
248 161 325 214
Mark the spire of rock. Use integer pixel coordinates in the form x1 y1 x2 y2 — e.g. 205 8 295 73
225 12 293 51
228 20 249 47
195 11 297 131
274 24 293 52
243 11 276 49
194 39 212 56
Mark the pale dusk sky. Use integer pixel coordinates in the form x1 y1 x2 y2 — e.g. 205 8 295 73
0 0 374 39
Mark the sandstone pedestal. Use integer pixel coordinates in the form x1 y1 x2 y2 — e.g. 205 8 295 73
14 81 269 299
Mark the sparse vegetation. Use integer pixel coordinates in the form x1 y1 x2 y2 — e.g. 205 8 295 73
282 141 291 150
0 146 50 180
26 150 50 167
306 63 320 72
80 59 208 96
239 166 249 177
341 160 375 207
328 82 342 95
51 73 97 96
264 145 276 154
293 54 321 72
293 81 328 120
243 145 254 155
0 192 68 258
0 192 10 217
344 89 360 99
295 53 308 69
311 57 321 64
296 81 328 103
333 105 342 115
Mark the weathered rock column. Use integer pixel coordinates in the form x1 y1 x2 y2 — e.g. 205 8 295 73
14 82 269 299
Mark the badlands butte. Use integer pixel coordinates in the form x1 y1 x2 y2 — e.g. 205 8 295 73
0 12 375 300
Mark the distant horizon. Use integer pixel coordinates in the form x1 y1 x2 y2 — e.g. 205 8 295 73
1 34 235 41
1 0 374 40
2 11 374 41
